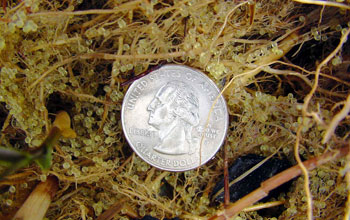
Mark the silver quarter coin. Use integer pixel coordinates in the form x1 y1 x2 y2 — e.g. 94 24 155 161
121 64 228 171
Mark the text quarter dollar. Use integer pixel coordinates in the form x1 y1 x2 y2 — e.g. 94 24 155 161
121 64 228 171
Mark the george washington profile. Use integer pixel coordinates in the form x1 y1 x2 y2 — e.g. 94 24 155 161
147 81 200 155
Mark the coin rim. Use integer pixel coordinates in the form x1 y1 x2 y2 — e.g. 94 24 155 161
121 64 229 172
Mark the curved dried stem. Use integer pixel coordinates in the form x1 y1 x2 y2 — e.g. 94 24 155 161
302 28 350 116
209 1 248 50
322 95 350 144
344 153 350 220
294 125 313 220
292 0 350 10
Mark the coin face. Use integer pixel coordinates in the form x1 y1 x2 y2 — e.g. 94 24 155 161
121 64 228 171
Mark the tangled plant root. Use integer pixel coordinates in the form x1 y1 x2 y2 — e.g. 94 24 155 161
1 0 350 219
